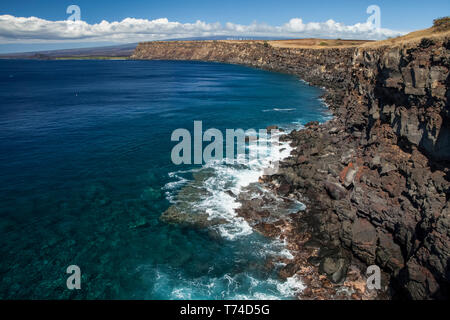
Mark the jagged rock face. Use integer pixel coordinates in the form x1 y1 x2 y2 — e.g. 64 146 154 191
132 41 356 90
352 40 450 162
132 39 450 299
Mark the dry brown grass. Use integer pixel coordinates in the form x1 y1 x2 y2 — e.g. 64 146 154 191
163 19 450 50
361 29 450 48
361 19 450 48
264 25 450 50
267 38 371 49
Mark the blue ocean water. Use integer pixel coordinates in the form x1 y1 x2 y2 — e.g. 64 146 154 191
0 60 330 299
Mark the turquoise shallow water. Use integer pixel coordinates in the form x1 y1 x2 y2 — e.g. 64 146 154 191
0 60 330 299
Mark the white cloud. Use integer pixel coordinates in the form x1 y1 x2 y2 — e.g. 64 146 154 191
0 14 406 44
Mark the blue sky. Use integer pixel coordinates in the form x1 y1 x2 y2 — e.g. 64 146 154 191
1 0 448 30
0 0 449 53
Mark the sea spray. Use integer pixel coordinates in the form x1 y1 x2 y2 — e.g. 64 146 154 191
163 123 309 298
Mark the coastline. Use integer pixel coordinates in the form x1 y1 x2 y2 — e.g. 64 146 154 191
235 94 385 300
132 31 450 299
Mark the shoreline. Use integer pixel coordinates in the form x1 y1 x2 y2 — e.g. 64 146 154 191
235 97 385 300
133 33 450 299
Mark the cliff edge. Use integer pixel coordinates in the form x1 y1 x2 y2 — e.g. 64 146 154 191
132 26 450 299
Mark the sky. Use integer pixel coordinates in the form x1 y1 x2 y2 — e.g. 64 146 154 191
0 0 449 53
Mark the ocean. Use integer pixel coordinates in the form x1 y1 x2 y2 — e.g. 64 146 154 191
0 59 330 299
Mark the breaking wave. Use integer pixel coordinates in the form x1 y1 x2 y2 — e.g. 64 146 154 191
164 130 294 240
262 108 296 112
159 128 309 299
150 269 305 300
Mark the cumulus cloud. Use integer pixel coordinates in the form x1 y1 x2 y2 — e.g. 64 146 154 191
0 14 405 44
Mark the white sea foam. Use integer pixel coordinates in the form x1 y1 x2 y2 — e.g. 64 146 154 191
172 288 192 299
299 79 311 85
319 97 329 108
157 127 308 299
158 269 305 300
269 275 305 297
256 238 295 260
163 129 294 240
163 176 188 191
262 107 296 112
318 98 334 122
162 174 189 203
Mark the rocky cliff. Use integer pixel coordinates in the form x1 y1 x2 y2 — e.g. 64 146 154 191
132 35 449 299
